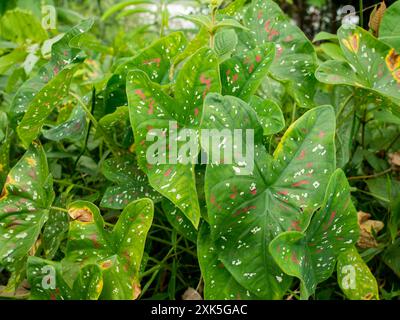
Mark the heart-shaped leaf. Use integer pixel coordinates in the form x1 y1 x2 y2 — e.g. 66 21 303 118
269 169 359 300
337 246 379 300
220 43 275 102
100 155 162 210
316 26 400 108
106 32 187 111
65 198 153 300
0 143 54 267
241 0 317 108
27 257 103 300
202 93 335 298
127 47 221 228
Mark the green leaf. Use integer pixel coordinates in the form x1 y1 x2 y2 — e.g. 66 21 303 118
27 257 103 300
337 246 379 300
101 0 154 21
0 143 54 267
0 9 47 44
0 48 27 74
380 0 400 51
214 29 238 60
17 65 78 148
127 47 221 228
43 104 87 142
0 134 10 188
162 199 197 243
11 19 94 117
248 96 285 136
242 0 317 108
100 155 162 210
106 32 187 111
269 169 359 300
202 94 336 298
313 31 338 42
316 26 400 108
220 43 275 102
65 199 153 299
383 238 400 278
42 208 69 259
198 223 258 300
177 15 213 30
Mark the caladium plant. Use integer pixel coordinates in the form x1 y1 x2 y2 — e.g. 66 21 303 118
0 0 398 302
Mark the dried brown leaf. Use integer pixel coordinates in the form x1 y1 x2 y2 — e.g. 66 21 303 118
369 1 387 37
182 287 202 300
357 211 384 248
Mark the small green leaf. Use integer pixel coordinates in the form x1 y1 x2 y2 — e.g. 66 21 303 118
337 246 379 300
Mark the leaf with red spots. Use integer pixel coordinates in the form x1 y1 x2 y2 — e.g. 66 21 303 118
269 169 359 300
27 257 103 300
241 0 317 108
316 26 400 109
337 246 379 300
0 143 54 268
220 43 275 102
100 155 162 210
198 223 258 300
201 93 335 298
106 32 187 111
17 65 78 148
127 48 221 228
11 19 94 118
65 199 153 300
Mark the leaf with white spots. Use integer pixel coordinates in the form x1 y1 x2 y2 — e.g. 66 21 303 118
42 208 69 259
27 257 103 300
17 65 78 148
316 26 400 108
337 246 379 300
198 223 258 300
126 48 221 228
162 199 197 243
65 199 153 300
105 32 187 110
220 43 275 102
100 155 162 210
43 104 87 142
11 19 94 117
241 0 317 108
0 143 54 267
202 93 335 298
249 95 285 136
269 169 359 300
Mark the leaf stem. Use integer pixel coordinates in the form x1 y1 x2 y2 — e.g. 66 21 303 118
348 168 392 181
50 206 69 213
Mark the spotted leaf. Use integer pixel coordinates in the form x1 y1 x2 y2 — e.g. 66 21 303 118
0 143 54 267
198 223 258 300
126 48 220 228
100 155 161 210
269 169 359 300
249 95 285 136
316 26 400 108
337 246 379 300
220 43 275 102
106 32 187 111
65 199 153 300
43 104 87 142
202 94 335 298
27 257 103 300
17 65 78 148
11 19 94 117
241 0 317 108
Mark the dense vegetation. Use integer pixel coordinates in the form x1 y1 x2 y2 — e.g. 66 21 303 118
0 0 399 300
